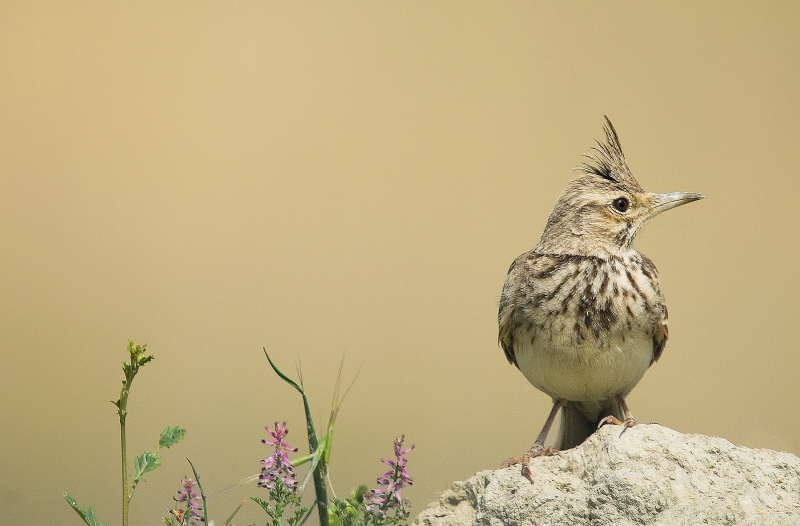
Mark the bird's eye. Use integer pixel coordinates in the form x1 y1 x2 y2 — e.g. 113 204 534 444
612 197 630 213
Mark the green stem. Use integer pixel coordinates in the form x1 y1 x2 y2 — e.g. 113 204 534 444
264 349 329 526
114 341 152 526
120 414 128 526
377 458 401 517
118 379 131 526
303 393 329 526
290 453 314 466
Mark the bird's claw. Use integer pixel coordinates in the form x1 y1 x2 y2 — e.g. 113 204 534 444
501 444 560 479
598 415 637 428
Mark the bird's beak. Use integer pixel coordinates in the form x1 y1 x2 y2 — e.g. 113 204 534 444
647 192 705 219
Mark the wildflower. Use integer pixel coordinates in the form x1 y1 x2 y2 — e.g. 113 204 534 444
173 477 204 526
364 435 414 518
258 421 299 493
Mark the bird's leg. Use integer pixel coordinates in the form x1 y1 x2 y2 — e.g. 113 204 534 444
502 400 562 478
597 395 636 428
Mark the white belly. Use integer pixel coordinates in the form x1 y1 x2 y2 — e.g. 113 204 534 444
514 331 653 402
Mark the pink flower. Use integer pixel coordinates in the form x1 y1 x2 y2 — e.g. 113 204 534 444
364 435 414 517
173 477 204 525
258 421 299 493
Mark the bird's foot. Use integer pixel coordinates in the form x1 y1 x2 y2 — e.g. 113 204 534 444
597 414 636 428
598 396 636 429
501 443 560 479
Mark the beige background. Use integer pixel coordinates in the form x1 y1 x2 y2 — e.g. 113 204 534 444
2 3 799 525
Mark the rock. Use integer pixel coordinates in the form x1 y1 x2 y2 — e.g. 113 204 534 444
413 424 800 526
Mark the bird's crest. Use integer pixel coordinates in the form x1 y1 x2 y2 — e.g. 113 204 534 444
576 116 642 192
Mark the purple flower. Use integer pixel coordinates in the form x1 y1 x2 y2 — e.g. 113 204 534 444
364 435 415 517
172 477 204 525
258 421 299 493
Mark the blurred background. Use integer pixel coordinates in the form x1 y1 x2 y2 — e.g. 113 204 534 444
1 2 799 525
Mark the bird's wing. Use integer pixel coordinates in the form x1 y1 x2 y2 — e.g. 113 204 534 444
640 255 669 364
498 257 521 367
652 303 668 364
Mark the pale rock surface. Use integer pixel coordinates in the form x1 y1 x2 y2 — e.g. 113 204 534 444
413 424 800 526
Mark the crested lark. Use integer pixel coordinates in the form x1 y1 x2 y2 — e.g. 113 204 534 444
498 117 703 477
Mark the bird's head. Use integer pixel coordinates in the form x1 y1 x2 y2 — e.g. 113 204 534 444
537 117 704 258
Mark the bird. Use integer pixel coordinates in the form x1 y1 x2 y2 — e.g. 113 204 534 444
498 116 703 477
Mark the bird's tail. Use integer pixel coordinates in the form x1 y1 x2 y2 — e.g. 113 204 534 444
555 399 624 450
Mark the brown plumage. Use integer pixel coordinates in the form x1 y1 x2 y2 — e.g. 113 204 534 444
499 117 703 477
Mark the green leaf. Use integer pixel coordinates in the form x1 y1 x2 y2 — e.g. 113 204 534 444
299 503 318 526
250 495 275 517
136 354 154 366
64 493 108 526
297 434 329 493
159 426 186 448
222 498 247 526
263 348 305 395
351 485 369 503
187 458 209 526
290 503 311 526
133 451 161 483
